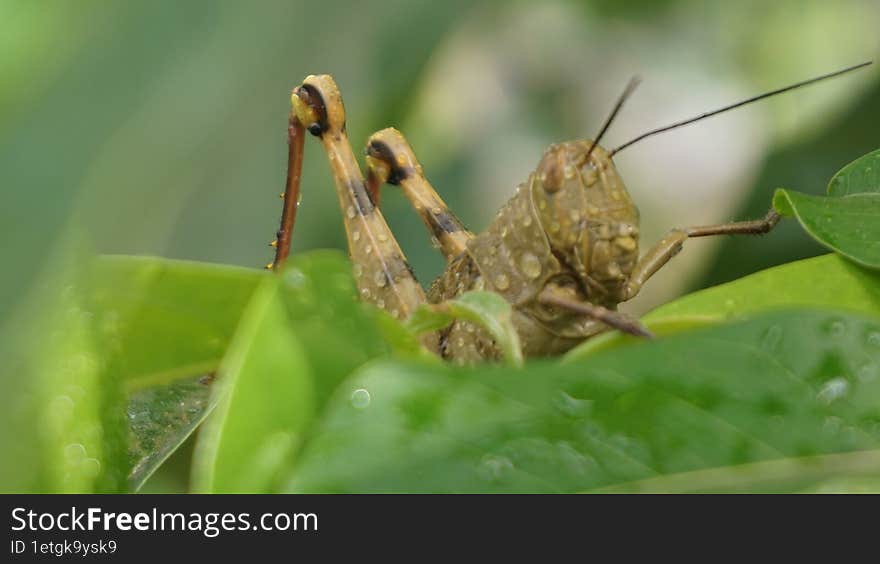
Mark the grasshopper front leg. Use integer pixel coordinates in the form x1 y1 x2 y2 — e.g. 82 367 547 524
622 208 781 301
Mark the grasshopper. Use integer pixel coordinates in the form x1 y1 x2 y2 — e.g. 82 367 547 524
270 62 871 363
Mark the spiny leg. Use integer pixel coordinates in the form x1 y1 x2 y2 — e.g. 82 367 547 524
364 128 473 262
623 208 781 301
284 75 427 321
271 113 306 268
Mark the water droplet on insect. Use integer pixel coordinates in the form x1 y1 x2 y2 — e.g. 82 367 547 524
569 210 580 222
430 236 440 249
353 263 363 277
494 273 510 290
352 230 361 242
520 253 542 279
360 287 371 299
346 206 356 219
377 232 388 243
376 298 385 309
350 388 371 409
390 308 400 318
538 199 547 210
500 226 508 237
615 236 637 252
373 271 387 288
817 377 849 404
456 337 465 348
549 222 561 233
431 206 442 215
365 245 373 255
522 214 532 227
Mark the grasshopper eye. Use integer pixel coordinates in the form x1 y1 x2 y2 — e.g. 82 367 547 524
541 178 562 194
536 149 565 194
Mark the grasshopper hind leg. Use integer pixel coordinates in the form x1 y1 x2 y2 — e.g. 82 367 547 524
284 75 429 326
364 128 473 262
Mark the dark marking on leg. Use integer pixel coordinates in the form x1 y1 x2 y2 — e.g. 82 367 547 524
366 139 412 185
298 84 329 136
430 207 463 234
347 178 376 215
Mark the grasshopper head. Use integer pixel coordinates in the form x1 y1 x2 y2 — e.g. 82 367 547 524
533 140 640 301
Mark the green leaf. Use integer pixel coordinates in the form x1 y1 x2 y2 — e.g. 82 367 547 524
45 274 127 493
92 255 265 390
275 251 407 404
648 254 880 320
828 148 880 197
1 240 127 493
284 309 880 493
191 278 315 493
596 450 880 493
126 375 215 492
192 251 399 492
773 190 880 268
567 254 880 360
90 255 265 489
772 148 880 269
407 291 524 366
799 471 880 493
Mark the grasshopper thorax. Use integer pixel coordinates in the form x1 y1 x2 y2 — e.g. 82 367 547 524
533 140 639 302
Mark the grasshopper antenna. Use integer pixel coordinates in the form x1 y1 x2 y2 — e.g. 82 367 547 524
583 76 641 163
608 60 873 157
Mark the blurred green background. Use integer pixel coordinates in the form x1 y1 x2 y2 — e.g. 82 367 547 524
1 0 878 491
3 0 879 313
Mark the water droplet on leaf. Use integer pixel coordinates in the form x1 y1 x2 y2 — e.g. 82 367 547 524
817 377 849 404
477 454 514 483
350 388 371 409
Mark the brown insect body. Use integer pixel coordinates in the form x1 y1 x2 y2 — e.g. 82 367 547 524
430 141 640 361
275 63 870 363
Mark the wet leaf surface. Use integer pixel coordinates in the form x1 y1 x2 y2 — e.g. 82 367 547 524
286 310 880 493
